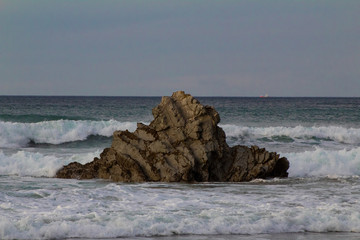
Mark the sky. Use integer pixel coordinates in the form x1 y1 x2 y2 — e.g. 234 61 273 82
1 0 359 97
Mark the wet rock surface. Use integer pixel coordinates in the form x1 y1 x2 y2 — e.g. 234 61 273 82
56 91 289 182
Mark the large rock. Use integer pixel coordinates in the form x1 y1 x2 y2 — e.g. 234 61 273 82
56 91 289 182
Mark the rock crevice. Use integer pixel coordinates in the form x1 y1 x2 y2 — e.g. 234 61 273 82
56 91 289 182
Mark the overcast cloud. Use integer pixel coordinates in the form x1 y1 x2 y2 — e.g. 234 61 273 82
1 0 359 96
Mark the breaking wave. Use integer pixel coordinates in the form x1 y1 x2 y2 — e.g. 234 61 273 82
1 147 360 178
0 120 137 148
221 124 360 146
0 150 99 177
287 147 360 177
1 121 358 149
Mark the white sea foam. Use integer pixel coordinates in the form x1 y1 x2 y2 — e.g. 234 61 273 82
0 150 99 177
0 120 137 148
1 121 358 149
0 146 359 180
286 147 360 177
220 124 360 145
1 180 360 239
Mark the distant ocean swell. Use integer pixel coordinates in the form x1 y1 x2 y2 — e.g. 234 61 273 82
0 113 92 123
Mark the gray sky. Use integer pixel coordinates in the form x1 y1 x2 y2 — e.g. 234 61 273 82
1 0 359 96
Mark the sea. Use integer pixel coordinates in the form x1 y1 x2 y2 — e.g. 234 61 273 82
1 96 360 240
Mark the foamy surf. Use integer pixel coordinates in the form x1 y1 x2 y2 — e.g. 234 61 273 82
1 180 360 239
1 96 360 240
286 147 360 177
1 120 358 150
220 124 360 147
0 120 137 148
0 150 99 177
1 147 360 179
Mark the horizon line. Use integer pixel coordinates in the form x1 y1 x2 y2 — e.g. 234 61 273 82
0 94 359 98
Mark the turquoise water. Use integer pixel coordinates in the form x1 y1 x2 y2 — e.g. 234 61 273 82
1 96 360 239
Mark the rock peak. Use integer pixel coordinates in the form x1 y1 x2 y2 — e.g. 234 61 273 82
56 91 289 182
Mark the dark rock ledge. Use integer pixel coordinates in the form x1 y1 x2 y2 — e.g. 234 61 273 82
56 91 289 182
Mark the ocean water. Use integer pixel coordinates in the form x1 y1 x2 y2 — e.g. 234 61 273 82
1 96 360 240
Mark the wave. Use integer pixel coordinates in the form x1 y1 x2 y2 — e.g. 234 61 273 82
1 120 358 149
221 124 360 146
1 180 360 239
0 114 92 123
1 147 359 178
0 119 137 148
2 208 360 239
0 150 99 177
27 135 112 149
287 147 360 177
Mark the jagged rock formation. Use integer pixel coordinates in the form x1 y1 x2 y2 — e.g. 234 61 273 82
56 91 289 182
